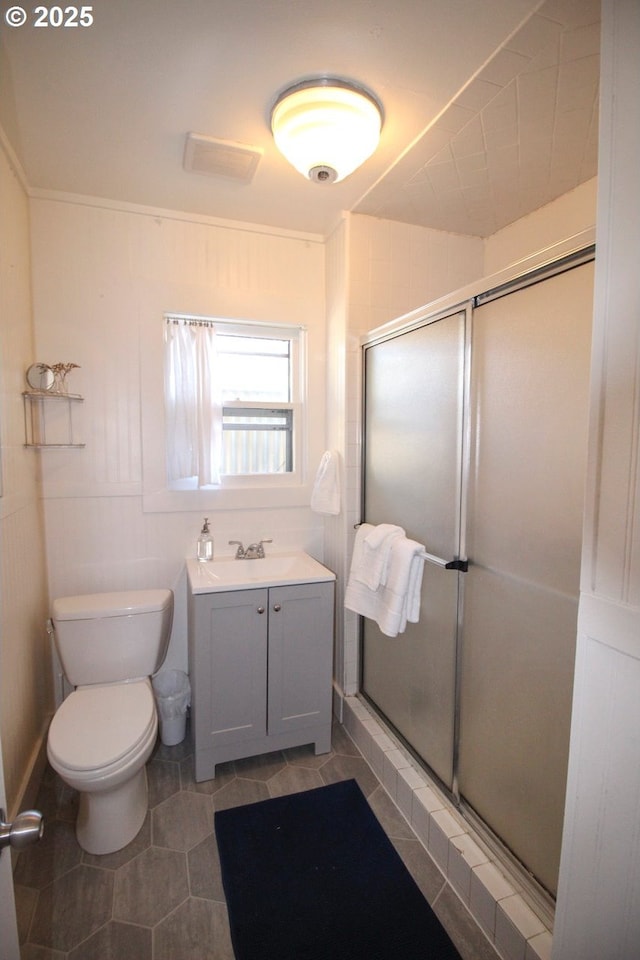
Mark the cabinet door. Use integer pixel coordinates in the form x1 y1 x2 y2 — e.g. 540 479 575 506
203 588 268 748
267 581 334 736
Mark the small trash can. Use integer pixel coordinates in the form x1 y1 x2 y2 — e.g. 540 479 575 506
152 669 191 746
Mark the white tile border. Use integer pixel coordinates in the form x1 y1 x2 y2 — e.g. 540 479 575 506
341 694 554 960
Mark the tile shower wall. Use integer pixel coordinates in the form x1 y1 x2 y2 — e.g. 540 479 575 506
28 197 327 672
334 213 484 696
0 137 52 812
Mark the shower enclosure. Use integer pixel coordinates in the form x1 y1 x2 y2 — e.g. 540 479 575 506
360 249 594 901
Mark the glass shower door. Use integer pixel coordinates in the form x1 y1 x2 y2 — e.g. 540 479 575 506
458 263 594 896
361 311 467 789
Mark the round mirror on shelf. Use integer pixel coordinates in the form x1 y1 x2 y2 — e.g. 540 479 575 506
25 363 55 392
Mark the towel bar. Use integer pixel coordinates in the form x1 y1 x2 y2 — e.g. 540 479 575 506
353 525 468 573
419 551 468 572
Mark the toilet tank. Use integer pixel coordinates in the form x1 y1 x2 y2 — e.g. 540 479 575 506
52 589 174 686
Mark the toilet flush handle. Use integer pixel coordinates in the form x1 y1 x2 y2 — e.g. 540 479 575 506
0 808 44 853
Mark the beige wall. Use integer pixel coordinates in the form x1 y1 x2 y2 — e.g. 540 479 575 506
28 196 328 675
484 178 597 276
0 136 51 814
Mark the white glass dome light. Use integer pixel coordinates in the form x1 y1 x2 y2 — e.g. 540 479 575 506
271 79 383 184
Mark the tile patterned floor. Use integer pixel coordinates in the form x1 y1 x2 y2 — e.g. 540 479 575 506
14 722 500 960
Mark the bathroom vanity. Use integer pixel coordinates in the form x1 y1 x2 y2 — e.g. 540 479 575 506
186 552 336 781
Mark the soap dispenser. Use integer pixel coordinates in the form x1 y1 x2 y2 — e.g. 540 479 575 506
197 517 214 562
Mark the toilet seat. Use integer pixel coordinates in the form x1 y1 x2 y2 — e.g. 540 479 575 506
48 680 156 774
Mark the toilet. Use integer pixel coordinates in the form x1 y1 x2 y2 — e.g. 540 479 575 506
47 588 174 855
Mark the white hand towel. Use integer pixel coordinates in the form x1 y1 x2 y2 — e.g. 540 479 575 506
310 450 341 515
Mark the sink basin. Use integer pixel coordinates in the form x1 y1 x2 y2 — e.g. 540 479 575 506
186 551 335 594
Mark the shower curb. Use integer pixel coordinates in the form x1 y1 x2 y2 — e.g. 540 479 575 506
341 694 553 960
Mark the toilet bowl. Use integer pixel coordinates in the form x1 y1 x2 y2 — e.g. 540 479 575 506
47 679 158 854
47 588 174 855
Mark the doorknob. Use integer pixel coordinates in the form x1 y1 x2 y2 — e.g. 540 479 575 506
0 808 44 853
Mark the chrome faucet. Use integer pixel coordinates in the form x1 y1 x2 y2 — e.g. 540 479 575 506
229 539 272 559
228 540 245 559
244 540 272 559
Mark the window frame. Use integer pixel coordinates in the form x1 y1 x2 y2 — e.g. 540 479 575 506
164 314 306 491
141 305 323 515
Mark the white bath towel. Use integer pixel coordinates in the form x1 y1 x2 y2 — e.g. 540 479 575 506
376 536 426 636
344 522 402 592
344 528 425 637
310 450 341 515
358 523 405 590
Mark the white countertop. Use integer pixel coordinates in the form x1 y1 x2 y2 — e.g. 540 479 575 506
186 551 336 594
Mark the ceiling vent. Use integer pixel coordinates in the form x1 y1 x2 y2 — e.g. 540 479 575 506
183 133 262 183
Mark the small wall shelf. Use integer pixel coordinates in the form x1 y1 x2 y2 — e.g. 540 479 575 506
23 391 85 448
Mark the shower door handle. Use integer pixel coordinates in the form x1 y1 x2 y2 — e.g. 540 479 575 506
444 559 468 572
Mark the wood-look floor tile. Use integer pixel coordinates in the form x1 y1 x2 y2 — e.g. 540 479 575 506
267 763 325 797
34 773 80 824
187 833 225 902
319 752 380 797
29 865 114 952
368 782 415 839
433 882 502 960
68 920 152 960
281 742 332 769
113 847 188 926
14 819 82 889
154 898 233 960
330 721 361 757
211 776 270 811
147 757 182 808
14 882 38 943
20 944 66 959
152 791 214 851
392 836 448 904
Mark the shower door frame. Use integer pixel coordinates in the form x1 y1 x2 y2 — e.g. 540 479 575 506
358 241 595 916
359 300 473 798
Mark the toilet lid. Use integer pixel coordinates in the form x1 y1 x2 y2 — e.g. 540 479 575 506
48 681 156 772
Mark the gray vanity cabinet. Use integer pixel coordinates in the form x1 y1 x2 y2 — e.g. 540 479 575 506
188 579 334 781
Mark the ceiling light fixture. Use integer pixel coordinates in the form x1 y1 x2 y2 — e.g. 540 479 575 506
270 78 383 184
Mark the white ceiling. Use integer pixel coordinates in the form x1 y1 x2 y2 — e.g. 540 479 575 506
0 0 599 239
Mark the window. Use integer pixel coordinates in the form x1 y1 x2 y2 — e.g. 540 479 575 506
218 332 294 475
164 316 303 488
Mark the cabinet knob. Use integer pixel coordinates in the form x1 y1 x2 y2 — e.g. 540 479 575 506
257 606 265 614
273 603 282 612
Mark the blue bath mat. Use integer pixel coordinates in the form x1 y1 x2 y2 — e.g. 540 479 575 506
214 778 462 960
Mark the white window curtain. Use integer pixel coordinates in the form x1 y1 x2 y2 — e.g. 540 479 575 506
164 319 223 487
